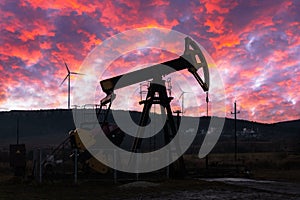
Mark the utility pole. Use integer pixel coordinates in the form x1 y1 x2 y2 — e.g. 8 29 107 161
173 110 182 129
205 92 209 169
16 116 19 144
173 109 185 177
206 92 209 117
231 101 240 162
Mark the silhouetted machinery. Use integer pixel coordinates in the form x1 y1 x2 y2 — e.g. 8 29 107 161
68 125 125 174
68 37 210 176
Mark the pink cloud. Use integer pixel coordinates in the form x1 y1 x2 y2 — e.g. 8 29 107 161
0 0 299 123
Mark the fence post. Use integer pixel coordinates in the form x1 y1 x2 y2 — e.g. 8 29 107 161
39 148 42 183
113 149 117 184
166 150 169 179
74 148 78 184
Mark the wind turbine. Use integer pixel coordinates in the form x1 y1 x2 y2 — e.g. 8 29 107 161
178 89 191 116
60 60 84 109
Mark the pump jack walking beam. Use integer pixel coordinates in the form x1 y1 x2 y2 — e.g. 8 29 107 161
100 37 209 97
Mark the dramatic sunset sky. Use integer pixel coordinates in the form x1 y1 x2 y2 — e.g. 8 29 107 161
0 0 299 123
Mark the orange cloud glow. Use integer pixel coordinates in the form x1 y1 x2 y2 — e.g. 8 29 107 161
0 0 299 123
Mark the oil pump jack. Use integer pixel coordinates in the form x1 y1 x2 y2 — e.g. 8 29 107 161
94 36 210 176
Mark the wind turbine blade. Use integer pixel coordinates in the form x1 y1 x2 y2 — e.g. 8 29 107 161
179 92 184 99
70 72 85 75
178 87 183 93
60 75 69 86
63 59 70 73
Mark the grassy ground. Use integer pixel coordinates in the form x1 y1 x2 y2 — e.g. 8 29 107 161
184 152 300 182
1 152 300 199
1 176 300 200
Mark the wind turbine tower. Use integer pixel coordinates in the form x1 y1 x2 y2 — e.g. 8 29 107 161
60 60 84 109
